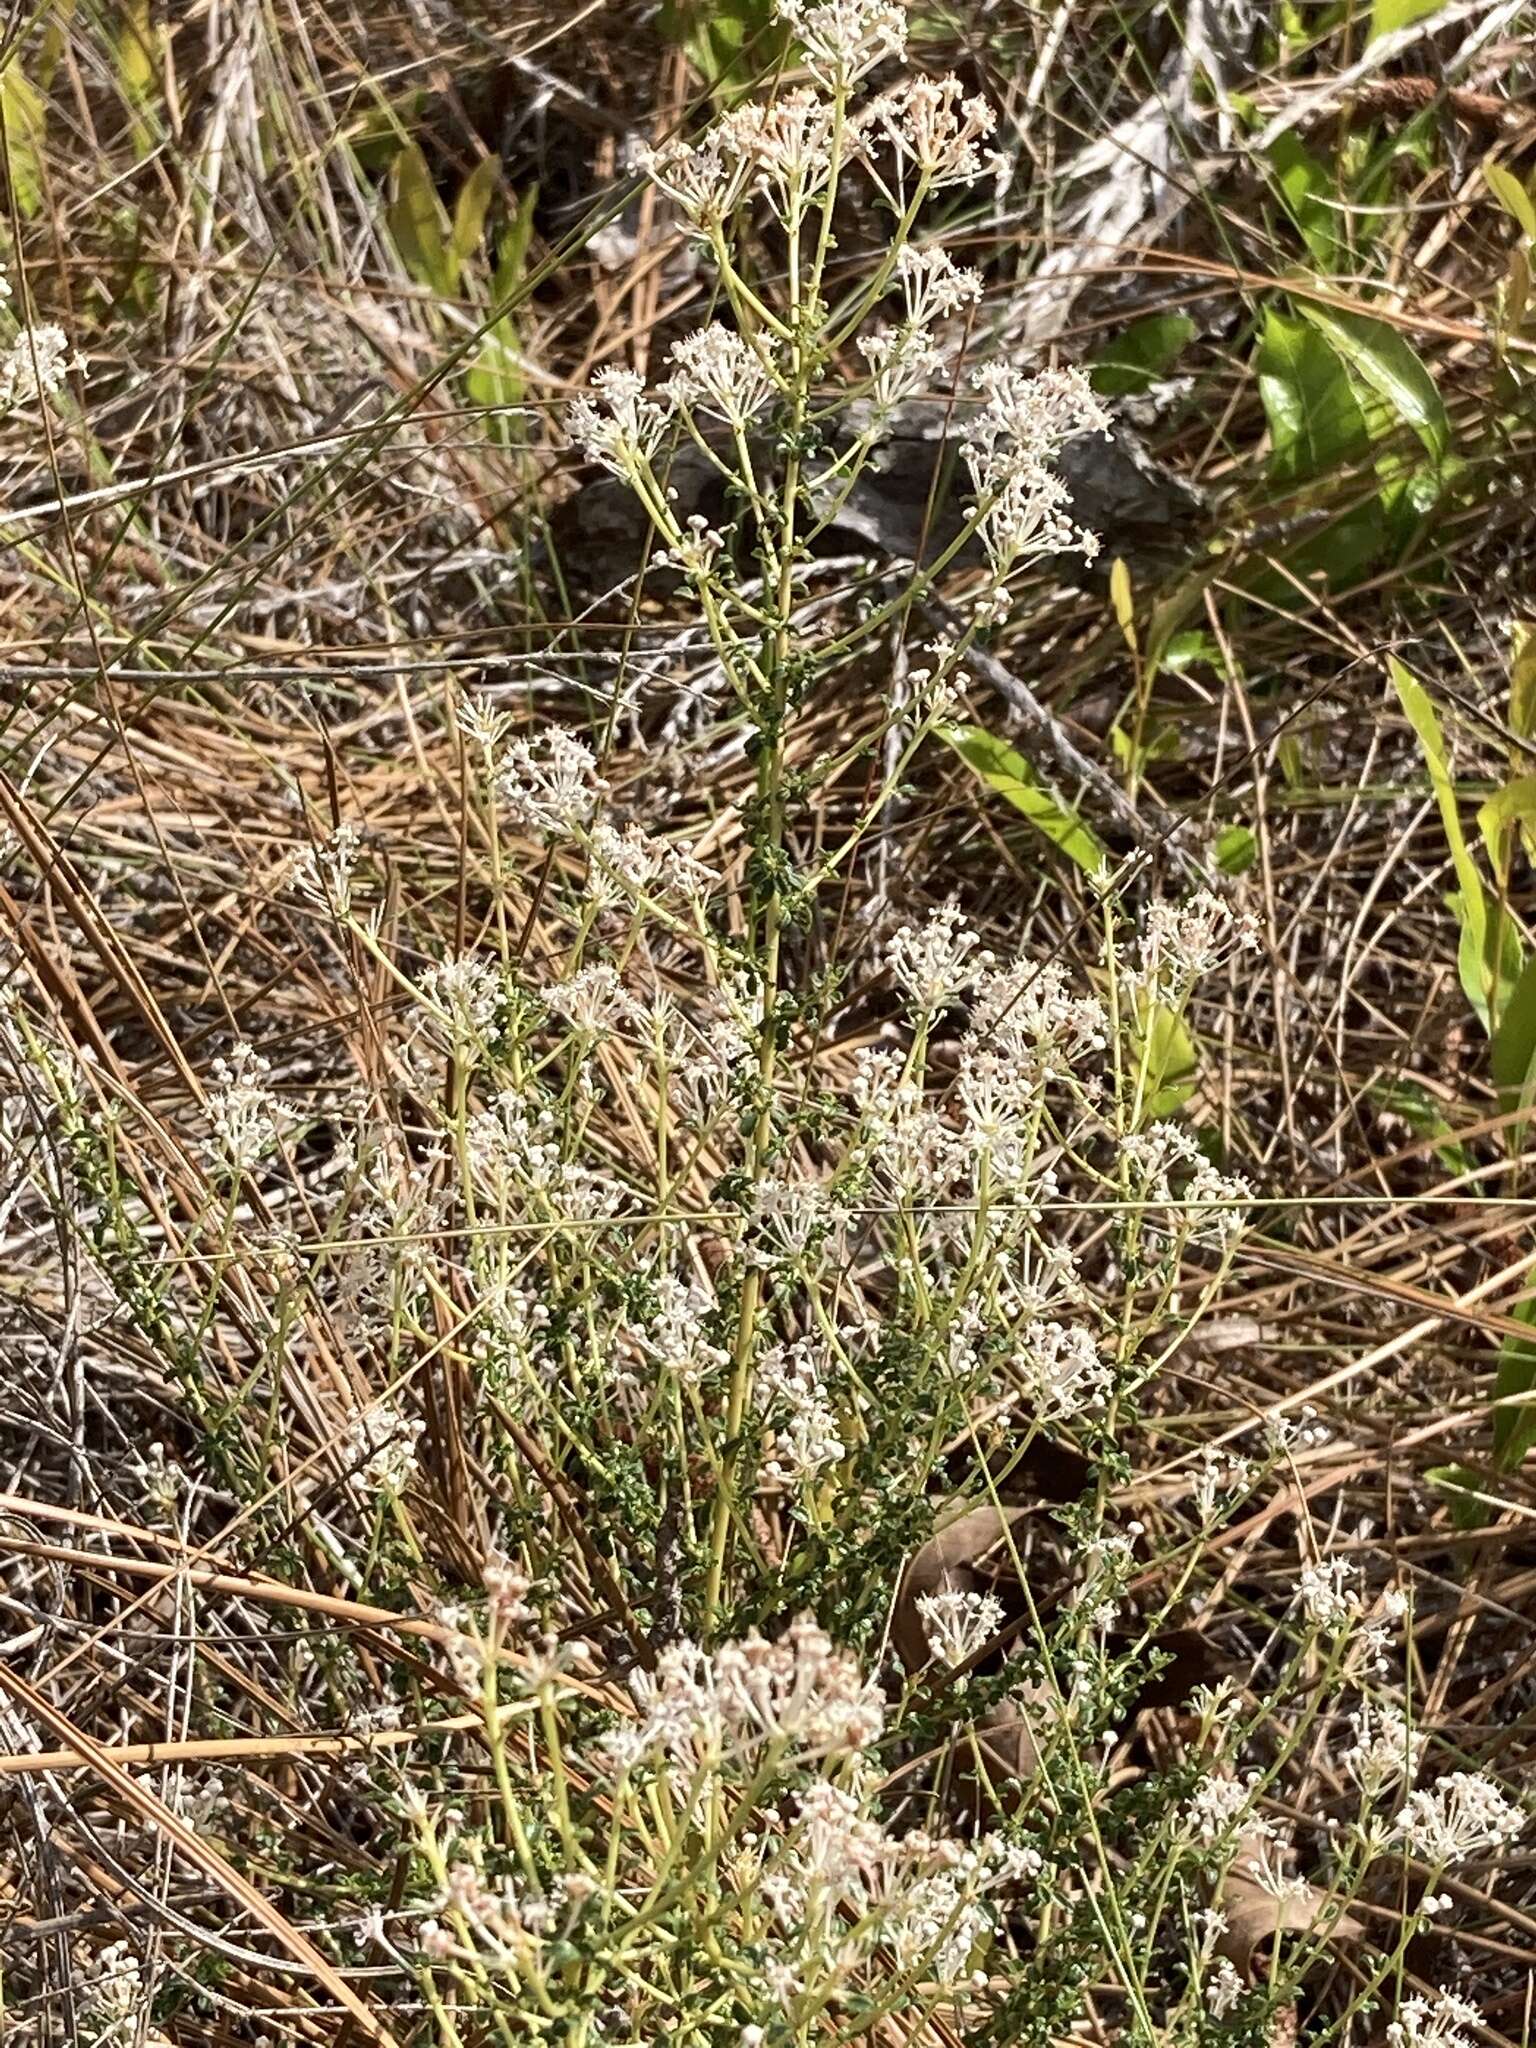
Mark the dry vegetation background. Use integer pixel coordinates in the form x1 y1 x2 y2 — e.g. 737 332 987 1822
3 0 1536 2043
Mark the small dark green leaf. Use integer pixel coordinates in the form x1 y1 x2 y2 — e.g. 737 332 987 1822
1090 313 1196 398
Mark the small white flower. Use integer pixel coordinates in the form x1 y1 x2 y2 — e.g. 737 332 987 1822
1204 1955 1244 2019
498 727 607 838
421 953 502 1039
0 323 81 408
1396 1770 1524 1866
869 75 998 188
1342 1702 1425 1798
1011 1320 1110 1422
340 1401 423 1498
289 821 363 918
896 244 985 322
777 0 907 88
1126 889 1260 994
916 1587 1004 1667
565 365 669 476
759 1337 846 1481
1298 1557 1361 1631
886 902 990 1012
1183 1772 1265 1848
544 963 637 1041
665 323 777 426
207 1041 282 1169
1387 1988 1481 2048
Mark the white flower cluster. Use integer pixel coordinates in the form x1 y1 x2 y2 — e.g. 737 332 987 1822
1127 888 1259 996
867 74 1000 189
630 1268 732 1389
856 247 984 416
419 1848 582 1965
289 821 362 918
1120 1120 1252 1249
852 926 1119 1229
545 961 638 1042
960 363 1112 580
1387 1989 1481 2048
1297 1556 1362 1632
1395 1770 1524 1866
0 322 80 409
968 957 1108 1081
885 900 992 1013
882 1834 1039 1985
601 1614 885 1772
465 1091 630 1221
588 818 718 907
916 1586 1003 1666
1342 1701 1426 1798
635 3 999 236
1182 1769 1260 1848
421 952 503 1040
778 0 906 88
207 1040 282 1170
1204 1954 1245 2019
498 727 608 838
339 1400 424 1498
664 324 778 427
759 1336 847 1482
75 1940 145 2047
1011 1319 1110 1423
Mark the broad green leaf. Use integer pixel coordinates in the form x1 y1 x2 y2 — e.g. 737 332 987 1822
1256 310 1371 482
1389 658 1493 1023
1485 161 1536 243
1157 630 1219 675
940 724 1107 876
1089 312 1195 397
1425 1463 1493 1530
1215 824 1257 876
660 0 787 93
1370 0 1445 36
388 140 452 296
450 156 501 294
1109 557 1136 651
1490 950 1536 1122
1510 622 1536 745
1134 1001 1199 1122
0 63 46 218
1366 1078 1472 1175
1298 299 1449 463
1110 722 1180 772
1476 774 1536 874
116 0 156 104
1494 1292 1536 1469
467 192 539 440
1268 133 1339 272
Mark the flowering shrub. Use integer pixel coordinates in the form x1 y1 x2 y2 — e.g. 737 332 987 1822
0 2 1525 2044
